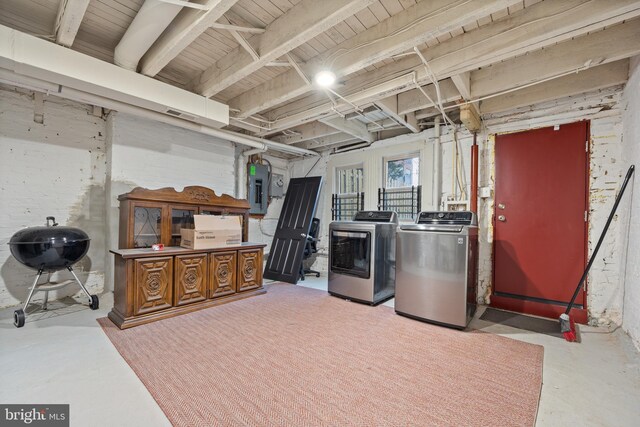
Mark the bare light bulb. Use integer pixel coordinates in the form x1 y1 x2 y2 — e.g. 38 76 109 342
314 70 336 87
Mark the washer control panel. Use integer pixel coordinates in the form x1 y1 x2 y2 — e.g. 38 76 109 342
417 211 477 225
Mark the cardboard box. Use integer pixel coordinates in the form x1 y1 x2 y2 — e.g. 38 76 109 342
180 215 242 249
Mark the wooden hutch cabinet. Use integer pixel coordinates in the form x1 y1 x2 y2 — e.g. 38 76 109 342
109 187 265 329
118 186 250 249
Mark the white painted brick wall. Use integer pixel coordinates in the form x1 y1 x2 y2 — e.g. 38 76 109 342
104 112 237 291
0 85 107 308
621 55 640 350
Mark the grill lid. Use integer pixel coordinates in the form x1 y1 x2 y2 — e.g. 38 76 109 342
8 216 90 245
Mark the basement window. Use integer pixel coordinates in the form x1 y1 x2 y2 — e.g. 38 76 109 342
332 166 364 221
380 154 421 220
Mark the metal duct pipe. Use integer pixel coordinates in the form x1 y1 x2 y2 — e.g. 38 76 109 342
470 132 479 213
236 147 267 199
114 0 183 71
433 116 442 209
0 68 319 157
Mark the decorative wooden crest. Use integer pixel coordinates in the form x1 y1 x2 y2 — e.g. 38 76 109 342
118 186 249 209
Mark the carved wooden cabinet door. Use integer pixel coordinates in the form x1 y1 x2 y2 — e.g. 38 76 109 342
209 251 237 298
237 249 263 292
174 254 207 306
134 257 173 315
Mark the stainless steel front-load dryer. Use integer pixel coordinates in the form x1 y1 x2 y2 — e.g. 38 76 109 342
328 211 398 305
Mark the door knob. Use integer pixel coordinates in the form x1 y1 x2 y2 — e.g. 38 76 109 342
498 215 506 222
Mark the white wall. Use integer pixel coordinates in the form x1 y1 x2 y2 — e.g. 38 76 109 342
621 56 640 350
0 85 106 307
104 112 236 291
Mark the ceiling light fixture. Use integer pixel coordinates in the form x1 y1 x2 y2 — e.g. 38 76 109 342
314 70 336 87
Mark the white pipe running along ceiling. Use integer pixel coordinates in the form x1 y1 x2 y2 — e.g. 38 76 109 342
114 0 183 70
0 24 318 157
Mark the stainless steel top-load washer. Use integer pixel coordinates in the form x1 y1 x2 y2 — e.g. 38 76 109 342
328 211 398 305
395 211 478 329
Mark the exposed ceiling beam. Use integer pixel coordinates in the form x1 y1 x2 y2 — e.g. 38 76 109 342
294 133 360 150
320 116 376 142
344 105 379 120
229 0 520 118
272 122 340 144
54 0 90 47
366 118 406 131
191 0 376 97
450 71 480 116
480 59 630 114
375 96 419 133
257 0 640 128
470 21 640 99
259 73 419 135
139 0 239 77
209 22 265 34
396 79 460 115
220 16 259 61
415 107 442 121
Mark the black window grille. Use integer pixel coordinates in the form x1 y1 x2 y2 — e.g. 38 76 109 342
377 185 421 220
331 192 365 220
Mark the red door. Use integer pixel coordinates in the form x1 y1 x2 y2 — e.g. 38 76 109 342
492 122 589 323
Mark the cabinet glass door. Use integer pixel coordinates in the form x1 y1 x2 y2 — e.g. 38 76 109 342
170 207 196 246
133 206 162 248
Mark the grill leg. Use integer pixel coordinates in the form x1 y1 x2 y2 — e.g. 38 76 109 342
67 266 92 302
23 269 44 313
43 291 49 310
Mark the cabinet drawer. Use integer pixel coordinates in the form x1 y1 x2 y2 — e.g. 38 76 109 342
209 251 237 298
134 257 173 316
237 249 263 292
174 254 207 306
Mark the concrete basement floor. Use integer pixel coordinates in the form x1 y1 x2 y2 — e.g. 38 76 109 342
1 276 639 426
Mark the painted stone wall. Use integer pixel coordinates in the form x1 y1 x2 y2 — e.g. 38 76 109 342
621 56 640 350
0 85 107 307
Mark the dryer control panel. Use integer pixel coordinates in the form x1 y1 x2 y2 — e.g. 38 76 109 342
353 211 398 223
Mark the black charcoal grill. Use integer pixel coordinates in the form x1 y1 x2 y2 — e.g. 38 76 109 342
8 216 99 327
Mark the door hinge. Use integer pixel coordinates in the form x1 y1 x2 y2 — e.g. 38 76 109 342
584 210 588 222
586 140 589 152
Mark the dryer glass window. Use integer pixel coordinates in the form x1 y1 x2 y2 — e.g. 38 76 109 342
330 230 371 279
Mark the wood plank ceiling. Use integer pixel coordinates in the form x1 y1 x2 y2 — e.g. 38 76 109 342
1 0 639 154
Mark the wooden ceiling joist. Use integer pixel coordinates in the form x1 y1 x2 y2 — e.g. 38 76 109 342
375 96 419 133
229 0 522 119
272 122 341 145
294 133 360 150
480 59 630 115
139 0 239 77
320 116 376 143
54 0 91 47
470 20 640 99
191 0 377 97
256 0 640 133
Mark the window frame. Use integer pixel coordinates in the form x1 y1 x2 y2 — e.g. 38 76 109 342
383 152 420 190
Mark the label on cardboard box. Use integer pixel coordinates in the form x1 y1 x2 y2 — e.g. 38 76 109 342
180 215 242 249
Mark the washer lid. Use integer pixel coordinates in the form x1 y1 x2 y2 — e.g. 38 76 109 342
400 224 464 233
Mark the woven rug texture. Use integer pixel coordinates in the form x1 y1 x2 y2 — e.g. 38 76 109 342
98 283 543 427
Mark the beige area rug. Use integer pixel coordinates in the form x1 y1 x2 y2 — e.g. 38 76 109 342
98 283 543 426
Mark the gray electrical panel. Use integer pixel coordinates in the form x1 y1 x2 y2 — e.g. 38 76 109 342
248 163 269 214
270 173 285 198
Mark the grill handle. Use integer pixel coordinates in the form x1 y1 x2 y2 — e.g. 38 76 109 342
46 216 58 227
